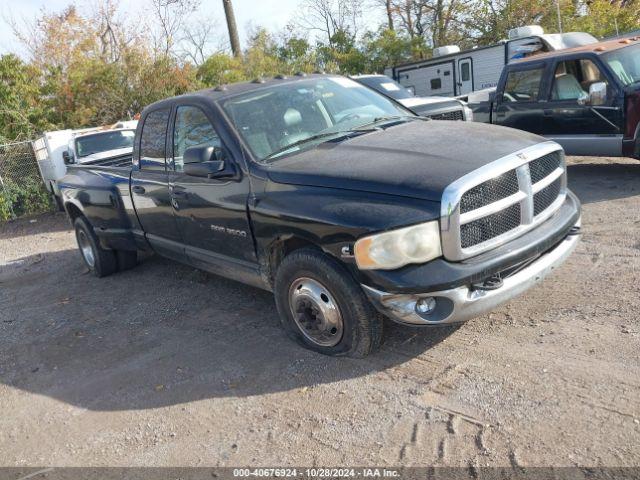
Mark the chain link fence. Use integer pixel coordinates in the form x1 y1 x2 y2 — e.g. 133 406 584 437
0 140 54 221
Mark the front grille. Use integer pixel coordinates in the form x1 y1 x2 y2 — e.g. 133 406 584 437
460 204 521 248
534 176 562 215
441 146 567 260
529 152 561 183
460 170 519 214
428 110 464 121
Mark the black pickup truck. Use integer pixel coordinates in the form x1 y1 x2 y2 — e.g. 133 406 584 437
60 74 581 357
469 37 640 158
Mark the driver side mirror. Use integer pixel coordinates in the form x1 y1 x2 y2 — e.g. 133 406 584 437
588 81 607 106
62 150 74 165
183 146 234 179
578 81 607 106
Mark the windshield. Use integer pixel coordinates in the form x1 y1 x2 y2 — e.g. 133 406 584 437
354 76 414 100
221 77 411 161
602 44 640 86
75 130 136 157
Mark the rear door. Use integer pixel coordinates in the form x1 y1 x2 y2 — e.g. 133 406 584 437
130 106 185 261
493 63 549 134
167 103 258 276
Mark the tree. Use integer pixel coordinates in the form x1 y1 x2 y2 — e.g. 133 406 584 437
150 0 200 57
563 0 640 38
0 55 48 142
360 28 418 72
296 0 363 46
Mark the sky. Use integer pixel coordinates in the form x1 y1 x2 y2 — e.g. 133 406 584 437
0 0 348 58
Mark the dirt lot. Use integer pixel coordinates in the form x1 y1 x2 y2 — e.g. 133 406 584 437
1 156 639 468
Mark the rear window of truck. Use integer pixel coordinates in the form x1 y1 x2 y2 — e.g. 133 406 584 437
140 108 170 170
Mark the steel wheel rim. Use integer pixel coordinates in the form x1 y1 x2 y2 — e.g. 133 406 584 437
288 277 343 347
77 230 95 268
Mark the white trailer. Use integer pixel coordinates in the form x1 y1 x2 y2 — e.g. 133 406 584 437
387 27 598 98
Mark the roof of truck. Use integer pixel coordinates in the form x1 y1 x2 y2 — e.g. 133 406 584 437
511 35 640 63
144 73 335 112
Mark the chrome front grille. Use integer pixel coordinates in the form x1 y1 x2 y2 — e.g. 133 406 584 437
459 170 519 213
460 203 521 249
440 142 567 261
428 110 464 121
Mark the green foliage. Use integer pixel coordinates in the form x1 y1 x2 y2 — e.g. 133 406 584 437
197 53 246 86
0 180 54 221
563 0 640 39
0 54 51 141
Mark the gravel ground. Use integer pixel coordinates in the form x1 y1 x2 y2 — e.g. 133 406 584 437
0 156 639 468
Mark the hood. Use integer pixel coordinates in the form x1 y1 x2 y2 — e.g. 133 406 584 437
265 121 546 202
399 97 465 116
76 147 133 164
399 96 459 107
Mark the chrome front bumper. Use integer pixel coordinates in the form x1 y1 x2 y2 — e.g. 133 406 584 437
362 220 581 326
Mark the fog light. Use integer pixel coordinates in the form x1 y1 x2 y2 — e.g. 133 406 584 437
415 297 437 315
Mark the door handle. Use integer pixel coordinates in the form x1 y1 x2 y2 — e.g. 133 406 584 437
132 185 146 194
543 109 553 116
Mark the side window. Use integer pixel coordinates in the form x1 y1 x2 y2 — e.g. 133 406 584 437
430 78 442 90
551 59 607 101
173 106 226 172
503 68 544 102
139 109 170 171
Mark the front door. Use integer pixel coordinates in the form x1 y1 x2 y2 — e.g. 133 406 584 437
541 57 624 156
131 107 185 261
493 64 548 134
168 104 258 276
458 58 473 95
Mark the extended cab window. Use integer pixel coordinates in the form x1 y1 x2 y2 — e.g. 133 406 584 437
551 59 607 101
173 106 226 172
139 109 170 170
503 68 543 102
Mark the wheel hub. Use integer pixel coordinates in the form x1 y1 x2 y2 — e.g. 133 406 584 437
77 230 95 268
289 277 343 347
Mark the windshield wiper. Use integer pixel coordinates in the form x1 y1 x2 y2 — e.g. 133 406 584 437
358 115 428 129
264 129 377 160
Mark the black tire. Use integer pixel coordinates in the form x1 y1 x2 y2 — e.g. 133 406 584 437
117 250 138 271
73 217 117 277
274 247 383 357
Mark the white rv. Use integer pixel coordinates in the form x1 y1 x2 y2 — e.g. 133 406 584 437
386 26 598 98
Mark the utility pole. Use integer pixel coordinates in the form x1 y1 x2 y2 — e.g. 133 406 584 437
556 0 563 33
222 0 242 58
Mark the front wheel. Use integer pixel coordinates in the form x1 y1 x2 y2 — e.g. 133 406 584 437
274 248 383 357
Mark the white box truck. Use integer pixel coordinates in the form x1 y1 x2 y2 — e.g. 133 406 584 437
32 121 138 207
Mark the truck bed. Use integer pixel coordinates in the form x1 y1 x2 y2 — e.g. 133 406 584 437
76 153 133 168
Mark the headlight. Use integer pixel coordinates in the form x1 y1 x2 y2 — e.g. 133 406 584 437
354 221 442 270
463 105 473 121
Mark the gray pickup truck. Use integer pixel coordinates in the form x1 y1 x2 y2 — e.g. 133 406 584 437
59 74 582 357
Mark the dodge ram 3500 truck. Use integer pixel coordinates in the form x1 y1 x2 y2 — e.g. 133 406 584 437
469 36 640 158
59 74 582 357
